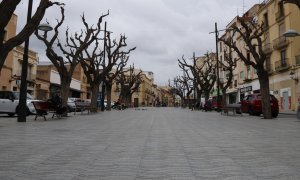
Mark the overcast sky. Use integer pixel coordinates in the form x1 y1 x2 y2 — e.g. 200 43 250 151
15 0 259 86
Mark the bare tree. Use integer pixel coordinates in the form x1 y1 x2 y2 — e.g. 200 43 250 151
104 32 136 110
116 65 142 107
35 7 108 107
174 71 194 108
79 30 135 111
171 76 185 107
105 54 129 111
219 16 274 118
178 53 217 102
0 0 62 71
219 48 238 106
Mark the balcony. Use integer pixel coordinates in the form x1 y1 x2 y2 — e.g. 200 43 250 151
273 36 289 49
275 11 284 22
275 59 290 72
295 55 300 66
265 63 273 74
262 43 272 54
16 70 36 82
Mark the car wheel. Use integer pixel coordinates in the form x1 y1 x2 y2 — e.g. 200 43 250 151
248 106 254 115
254 112 261 116
8 113 15 117
272 112 278 118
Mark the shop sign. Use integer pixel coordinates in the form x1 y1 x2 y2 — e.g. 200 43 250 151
240 86 252 93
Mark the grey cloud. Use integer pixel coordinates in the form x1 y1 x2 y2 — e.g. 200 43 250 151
15 0 257 85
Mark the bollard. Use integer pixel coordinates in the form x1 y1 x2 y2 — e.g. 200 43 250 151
297 102 300 120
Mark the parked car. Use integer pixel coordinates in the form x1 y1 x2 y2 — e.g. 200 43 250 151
240 93 279 117
203 98 222 111
0 91 37 116
67 98 77 112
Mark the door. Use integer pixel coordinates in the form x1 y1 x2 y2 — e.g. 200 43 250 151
134 98 139 108
283 91 289 110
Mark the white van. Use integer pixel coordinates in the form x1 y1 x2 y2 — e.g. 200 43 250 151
0 91 36 117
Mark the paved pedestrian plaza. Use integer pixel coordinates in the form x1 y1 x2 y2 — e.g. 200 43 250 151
0 108 300 179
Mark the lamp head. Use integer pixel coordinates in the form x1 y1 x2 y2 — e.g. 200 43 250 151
38 23 53 32
283 29 300 37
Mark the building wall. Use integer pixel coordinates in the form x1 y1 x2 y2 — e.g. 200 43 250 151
258 0 300 111
0 14 17 91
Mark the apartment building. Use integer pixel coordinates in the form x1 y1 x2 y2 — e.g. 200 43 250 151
219 1 300 112
0 14 39 97
258 0 300 111
36 62 90 100
111 70 159 107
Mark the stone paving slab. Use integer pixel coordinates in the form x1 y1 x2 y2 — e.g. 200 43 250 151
0 108 300 179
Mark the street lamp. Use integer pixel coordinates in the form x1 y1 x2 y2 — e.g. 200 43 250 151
17 0 33 122
100 22 107 111
283 29 300 37
282 29 300 120
209 22 221 111
17 0 52 122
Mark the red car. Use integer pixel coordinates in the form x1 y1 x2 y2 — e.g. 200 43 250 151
203 98 222 111
240 93 279 117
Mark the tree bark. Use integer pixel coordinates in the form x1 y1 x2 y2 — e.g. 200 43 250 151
257 69 272 119
60 75 71 107
90 84 99 112
222 88 227 107
204 92 210 102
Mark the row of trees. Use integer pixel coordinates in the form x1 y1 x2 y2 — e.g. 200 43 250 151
0 1 143 112
173 0 300 119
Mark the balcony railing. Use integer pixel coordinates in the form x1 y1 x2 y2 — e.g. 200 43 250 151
273 36 289 49
16 70 36 81
262 43 272 54
295 55 300 66
265 63 273 74
275 59 290 71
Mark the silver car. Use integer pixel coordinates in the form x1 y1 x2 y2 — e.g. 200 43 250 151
0 91 37 116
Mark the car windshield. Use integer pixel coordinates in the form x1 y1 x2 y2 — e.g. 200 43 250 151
13 92 33 100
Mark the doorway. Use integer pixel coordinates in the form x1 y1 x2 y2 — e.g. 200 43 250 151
282 91 289 110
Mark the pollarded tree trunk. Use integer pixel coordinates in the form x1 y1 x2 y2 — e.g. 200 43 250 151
257 68 272 119
222 89 227 107
204 92 210 102
90 84 99 112
60 75 71 107
106 83 112 111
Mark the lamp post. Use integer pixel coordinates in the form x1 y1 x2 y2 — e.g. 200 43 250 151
209 22 220 111
17 0 33 122
283 29 300 119
100 22 107 111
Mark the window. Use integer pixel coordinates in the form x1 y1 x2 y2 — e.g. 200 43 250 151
279 23 286 37
278 1 284 17
263 13 269 27
247 66 251 79
240 71 244 80
280 50 286 65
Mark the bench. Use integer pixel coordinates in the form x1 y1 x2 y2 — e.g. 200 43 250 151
221 104 242 116
32 101 60 121
74 101 96 114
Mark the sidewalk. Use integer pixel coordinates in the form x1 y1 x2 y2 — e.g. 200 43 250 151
279 109 297 115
